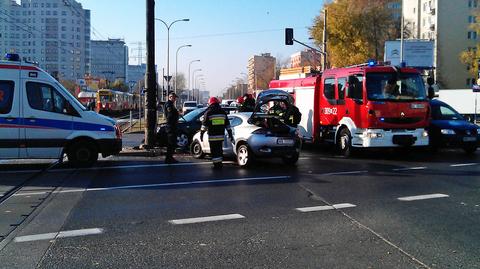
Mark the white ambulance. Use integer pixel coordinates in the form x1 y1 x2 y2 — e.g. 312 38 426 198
0 54 122 167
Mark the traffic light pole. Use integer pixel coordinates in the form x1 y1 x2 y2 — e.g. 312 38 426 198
145 0 157 148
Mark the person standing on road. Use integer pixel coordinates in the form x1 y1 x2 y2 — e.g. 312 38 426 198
164 92 179 164
200 97 234 169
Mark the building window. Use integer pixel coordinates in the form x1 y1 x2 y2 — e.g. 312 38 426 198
468 31 478 39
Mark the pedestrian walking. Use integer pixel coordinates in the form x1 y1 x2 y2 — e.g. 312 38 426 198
164 92 179 164
200 97 234 169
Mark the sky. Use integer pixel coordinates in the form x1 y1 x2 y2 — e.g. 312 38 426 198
76 0 325 96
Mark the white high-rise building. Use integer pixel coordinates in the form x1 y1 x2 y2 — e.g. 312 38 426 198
403 0 477 88
0 0 91 80
91 39 128 83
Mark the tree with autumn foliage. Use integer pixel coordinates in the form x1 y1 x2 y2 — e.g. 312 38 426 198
460 10 480 81
310 0 401 68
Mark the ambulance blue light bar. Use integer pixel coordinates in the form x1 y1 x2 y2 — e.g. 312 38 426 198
4 53 20 62
368 59 376 67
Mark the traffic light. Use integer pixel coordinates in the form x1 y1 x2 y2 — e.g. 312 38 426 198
285 28 294 45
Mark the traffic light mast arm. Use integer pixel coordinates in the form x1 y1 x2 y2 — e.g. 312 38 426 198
292 38 325 55
285 28 325 55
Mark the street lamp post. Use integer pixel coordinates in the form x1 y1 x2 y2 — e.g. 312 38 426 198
188 60 200 100
195 75 204 101
175 44 192 95
155 18 189 96
191 68 202 101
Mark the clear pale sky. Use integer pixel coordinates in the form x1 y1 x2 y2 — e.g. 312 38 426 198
77 0 324 96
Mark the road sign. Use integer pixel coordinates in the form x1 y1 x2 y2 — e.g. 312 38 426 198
163 75 172 82
384 40 434 68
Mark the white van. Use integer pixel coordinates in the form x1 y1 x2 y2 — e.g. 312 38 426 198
0 54 122 167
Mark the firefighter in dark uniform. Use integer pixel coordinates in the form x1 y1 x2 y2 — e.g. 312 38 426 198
200 97 234 168
239 93 255 112
282 103 302 128
164 92 179 164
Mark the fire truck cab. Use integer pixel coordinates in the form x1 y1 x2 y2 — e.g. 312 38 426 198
270 63 430 156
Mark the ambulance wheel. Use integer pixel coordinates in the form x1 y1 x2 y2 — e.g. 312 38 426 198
67 140 98 167
337 128 352 157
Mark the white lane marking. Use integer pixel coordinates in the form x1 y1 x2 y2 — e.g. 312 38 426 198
169 214 245 225
14 228 104 243
398 193 449 201
321 170 368 176
53 161 212 172
0 170 43 174
450 163 478 167
296 203 357 212
13 176 291 197
392 167 427 171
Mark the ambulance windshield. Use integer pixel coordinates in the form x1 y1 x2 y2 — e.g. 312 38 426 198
366 73 427 101
55 82 87 111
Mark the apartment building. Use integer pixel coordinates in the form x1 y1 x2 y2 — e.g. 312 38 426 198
247 53 276 92
90 39 128 83
403 0 478 88
0 0 91 80
290 49 322 69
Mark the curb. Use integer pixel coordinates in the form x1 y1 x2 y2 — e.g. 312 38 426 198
117 148 163 157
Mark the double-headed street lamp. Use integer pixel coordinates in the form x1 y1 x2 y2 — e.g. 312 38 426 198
195 75 204 102
191 68 202 101
188 60 200 100
175 44 192 94
155 18 189 95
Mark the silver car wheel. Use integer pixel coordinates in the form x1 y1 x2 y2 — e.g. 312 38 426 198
177 133 189 148
237 145 249 166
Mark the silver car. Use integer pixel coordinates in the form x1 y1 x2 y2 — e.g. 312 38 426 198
190 91 302 167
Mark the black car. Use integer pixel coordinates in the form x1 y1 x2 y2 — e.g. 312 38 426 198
429 99 480 154
156 107 237 148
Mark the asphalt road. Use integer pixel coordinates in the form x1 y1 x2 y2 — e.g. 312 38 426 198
0 147 479 269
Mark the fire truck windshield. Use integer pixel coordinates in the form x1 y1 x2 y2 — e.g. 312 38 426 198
366 73 427 101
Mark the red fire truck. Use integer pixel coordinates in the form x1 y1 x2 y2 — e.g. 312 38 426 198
269 63 430 156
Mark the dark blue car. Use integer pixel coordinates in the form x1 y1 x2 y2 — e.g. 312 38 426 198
429 99 480 154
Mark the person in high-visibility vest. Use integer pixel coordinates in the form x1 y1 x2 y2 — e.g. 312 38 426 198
201 97 234 168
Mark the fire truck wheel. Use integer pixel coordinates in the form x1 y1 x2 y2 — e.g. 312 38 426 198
337 128 352 157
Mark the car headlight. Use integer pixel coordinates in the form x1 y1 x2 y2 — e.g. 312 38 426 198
441 129 456 135
422 130 429 137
